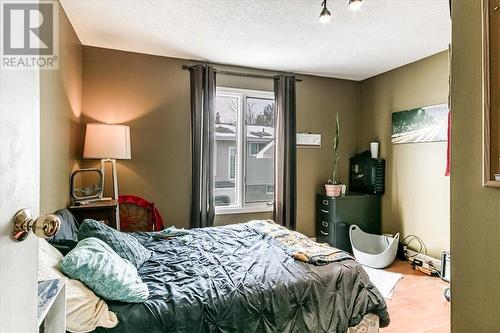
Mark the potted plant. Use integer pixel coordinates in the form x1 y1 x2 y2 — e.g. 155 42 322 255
325 113 344 197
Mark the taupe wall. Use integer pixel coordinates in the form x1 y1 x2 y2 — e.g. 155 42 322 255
296 74 359 236
81 46 360 234
40 3 82 213
47 13 449 249
451 0 500 331
359 51 450 258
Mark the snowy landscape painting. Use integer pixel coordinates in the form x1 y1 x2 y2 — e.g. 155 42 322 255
391 104 448 144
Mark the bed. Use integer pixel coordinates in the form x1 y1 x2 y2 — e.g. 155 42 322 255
85 221 389 333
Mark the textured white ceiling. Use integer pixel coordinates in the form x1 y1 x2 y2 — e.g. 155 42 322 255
60 0 451 81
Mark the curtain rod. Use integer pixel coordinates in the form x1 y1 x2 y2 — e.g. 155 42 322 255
182 65 303 82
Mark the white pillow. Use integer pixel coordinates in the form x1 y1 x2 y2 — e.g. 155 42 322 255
39 239 118 333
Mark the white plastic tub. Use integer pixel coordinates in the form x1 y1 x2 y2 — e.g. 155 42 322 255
349 225 399 269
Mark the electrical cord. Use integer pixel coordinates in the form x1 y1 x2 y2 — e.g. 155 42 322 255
401 235 441 276
401 234 428 258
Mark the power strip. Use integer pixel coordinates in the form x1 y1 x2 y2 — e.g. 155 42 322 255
405 248 441 273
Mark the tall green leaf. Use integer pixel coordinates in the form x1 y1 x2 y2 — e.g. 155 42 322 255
332 113 341 184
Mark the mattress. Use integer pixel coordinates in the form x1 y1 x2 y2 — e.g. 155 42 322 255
95 222 389 332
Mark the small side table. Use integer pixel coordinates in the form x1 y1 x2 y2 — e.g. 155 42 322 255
38 279 66 333
69 199 120 229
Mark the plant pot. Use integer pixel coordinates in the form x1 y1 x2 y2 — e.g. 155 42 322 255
325 184 343 197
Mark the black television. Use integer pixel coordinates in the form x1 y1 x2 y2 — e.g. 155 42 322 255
349 151 385 195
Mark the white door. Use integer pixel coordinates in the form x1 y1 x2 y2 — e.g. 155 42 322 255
0 67 40 330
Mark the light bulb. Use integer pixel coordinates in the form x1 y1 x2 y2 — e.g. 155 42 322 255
319 6 331 24
349 0 362 11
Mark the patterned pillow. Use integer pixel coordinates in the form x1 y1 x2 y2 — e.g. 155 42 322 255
58 237 149 303
38 239 118 332
78 219 151 268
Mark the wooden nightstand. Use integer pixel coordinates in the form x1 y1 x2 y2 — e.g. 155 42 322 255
69 199 119 229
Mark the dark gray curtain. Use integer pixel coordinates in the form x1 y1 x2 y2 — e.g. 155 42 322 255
273 75 297 230
189 65 216 228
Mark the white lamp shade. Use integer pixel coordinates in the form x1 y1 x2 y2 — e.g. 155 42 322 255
83 123 131 159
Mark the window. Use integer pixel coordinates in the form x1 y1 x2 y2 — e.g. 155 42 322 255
228 147 236 180
249 142 267 156
214 87 275 214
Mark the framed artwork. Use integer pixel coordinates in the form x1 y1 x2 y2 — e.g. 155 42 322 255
482 0 500 187
391 104 448 144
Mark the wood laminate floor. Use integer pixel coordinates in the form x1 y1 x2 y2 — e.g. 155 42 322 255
380 260 450 333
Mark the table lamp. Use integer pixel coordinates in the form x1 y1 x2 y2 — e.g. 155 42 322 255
83 123 131 200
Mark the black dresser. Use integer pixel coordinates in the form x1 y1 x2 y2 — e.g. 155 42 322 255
316 193 381 252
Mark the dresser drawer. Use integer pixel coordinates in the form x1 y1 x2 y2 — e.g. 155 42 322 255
317 220 351 252
318 198 330 210
316 197 333 240
316 192 381 252
317 219 337 248
318 198 337 217
317 218 330 236
318 205 331 215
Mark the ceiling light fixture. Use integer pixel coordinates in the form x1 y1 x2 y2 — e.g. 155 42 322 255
348 0 363 11
319 0 332 24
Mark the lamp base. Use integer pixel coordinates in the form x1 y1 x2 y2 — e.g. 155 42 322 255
100 159 118 200
100 159 121 230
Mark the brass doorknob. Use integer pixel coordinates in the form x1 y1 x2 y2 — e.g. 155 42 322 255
12 209 60 241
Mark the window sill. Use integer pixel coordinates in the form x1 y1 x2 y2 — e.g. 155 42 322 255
215 205 273 215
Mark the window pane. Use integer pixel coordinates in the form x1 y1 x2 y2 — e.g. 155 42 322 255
245 97 275 203
229 148 236 179
249 143 258 156
214 93 239 207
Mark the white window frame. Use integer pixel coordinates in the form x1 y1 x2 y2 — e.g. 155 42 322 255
214 90 242 208
215 87 275 215
214 141 218 177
